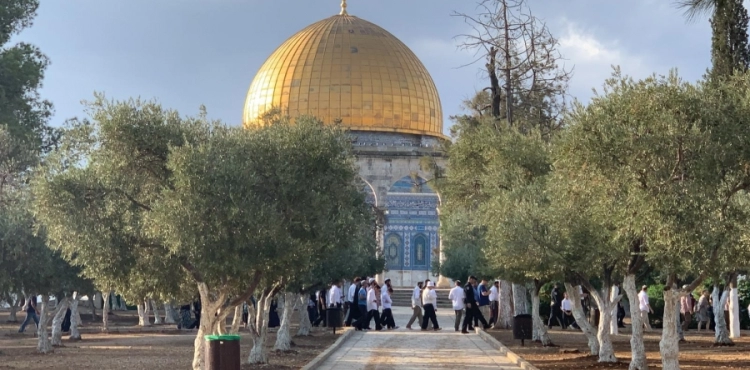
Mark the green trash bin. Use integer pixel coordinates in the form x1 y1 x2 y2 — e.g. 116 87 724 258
205 334 241 370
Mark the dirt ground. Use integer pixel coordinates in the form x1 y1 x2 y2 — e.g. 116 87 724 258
0 308 340 370
489 325 750 370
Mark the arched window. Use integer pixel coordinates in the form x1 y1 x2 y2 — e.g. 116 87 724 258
384 233 402 269
413 234 427 267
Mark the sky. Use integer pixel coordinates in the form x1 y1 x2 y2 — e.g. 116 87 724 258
13 0 716 136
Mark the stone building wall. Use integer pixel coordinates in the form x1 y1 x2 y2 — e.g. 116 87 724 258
351 131 450 288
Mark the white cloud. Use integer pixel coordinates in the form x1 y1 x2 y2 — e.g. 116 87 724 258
557 20 652 102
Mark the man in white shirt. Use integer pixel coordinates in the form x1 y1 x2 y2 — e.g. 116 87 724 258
561 292 578 329
345 277 360 326
488 280 499 327
448 280 465 331
366 283 383 330
328 280 343 308
421 281 441 331
638 285 653 330
406 281 424 329
380 287 398 329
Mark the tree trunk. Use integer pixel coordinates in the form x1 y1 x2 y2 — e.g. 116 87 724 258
37 295 52 354
192 283 223 370
101 291 109 331
529 284 553 346
565 283 598 356
588 286 618 362
8 294 22 322
623 275 647 370
164 303 176 324
51 297 70 347
712 286 733 345
610 285 619 336
248 290 274 364
69 293 82 341
659 287 680 370
297 294 312 336
152 300 162 325
512 283 528 315
230 304 243 334
137 301 150 326
498 280 513 329
274 292 297 351
729 281 740 338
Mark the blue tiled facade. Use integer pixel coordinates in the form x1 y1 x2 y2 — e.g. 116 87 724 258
383 176 440 271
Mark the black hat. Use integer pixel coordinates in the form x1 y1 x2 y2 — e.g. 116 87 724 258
385 278 391 282
469 275 478 281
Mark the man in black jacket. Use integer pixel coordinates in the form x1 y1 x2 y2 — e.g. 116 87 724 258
462 276 490 333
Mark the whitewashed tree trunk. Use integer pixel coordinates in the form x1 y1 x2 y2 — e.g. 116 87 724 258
164 303 176 324
297 294 312 336
529 285 553 346
192 283 223 370
230 304 243 334
610 285 619 336
512 283 528 315
51 297 70 347
588 286 618 362
712 286 733 345
274 292 297 351
8 294 21 322
152 300 162 325
622 275 647 370
565 283 599 356
248 290 274 364
659 287 681 370
69 293 81 341
37 295 52 354
101 291 109 331
137 301 150 326
729 286 740 338
498 280 513 329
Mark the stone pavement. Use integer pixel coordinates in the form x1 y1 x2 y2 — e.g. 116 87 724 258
316 306 526 369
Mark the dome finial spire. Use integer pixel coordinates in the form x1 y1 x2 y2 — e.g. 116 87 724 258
340 0 348 15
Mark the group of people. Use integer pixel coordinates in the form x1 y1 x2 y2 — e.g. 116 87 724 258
306 276 399 331
447 276 496 333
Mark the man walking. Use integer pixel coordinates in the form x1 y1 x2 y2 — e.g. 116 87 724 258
328 280 343 308
406 281 424 330
639 285 653 330
448 280 465 331
681 285 695 332
548 283 564 329
421 281 441 331
489 280 499 327
463 276 490 333
345 277 360 326
476 279 491 328
354 280 369 330
18 294 39 334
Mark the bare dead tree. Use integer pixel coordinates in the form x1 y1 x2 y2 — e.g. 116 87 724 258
454 0 572 136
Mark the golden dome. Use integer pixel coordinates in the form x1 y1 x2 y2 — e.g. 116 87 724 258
243 11 444 138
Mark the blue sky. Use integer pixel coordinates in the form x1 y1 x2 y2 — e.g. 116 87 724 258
15 0 715 135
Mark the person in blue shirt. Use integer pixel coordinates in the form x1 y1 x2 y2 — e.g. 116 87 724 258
354 280 370 330
475 280 491 327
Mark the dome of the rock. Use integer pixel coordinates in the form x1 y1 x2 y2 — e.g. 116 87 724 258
243 5 444 138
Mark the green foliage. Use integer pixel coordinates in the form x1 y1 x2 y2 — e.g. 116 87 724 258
33 96 380 316
554 68 750 285
709 0 750 79
0 0 53 148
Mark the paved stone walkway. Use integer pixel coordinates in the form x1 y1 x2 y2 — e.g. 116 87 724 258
316 306 525 369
